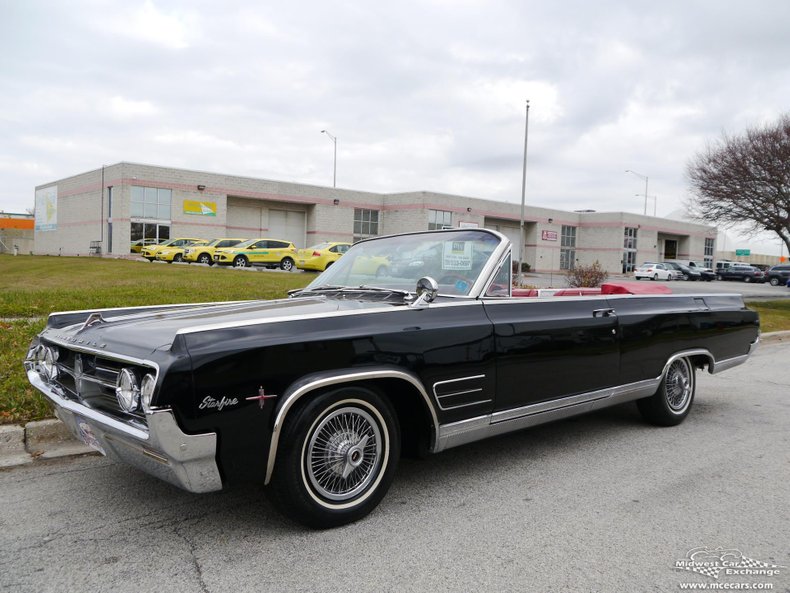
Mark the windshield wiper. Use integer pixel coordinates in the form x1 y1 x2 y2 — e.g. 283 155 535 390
290 285 411 299
357 285 411 297
288 285 345 297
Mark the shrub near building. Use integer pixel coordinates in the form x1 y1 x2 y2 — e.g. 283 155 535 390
566 261 609 288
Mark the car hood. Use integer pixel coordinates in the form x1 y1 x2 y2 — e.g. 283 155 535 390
41 297 402 358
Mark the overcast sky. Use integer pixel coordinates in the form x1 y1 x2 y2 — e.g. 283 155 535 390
1 0 788 253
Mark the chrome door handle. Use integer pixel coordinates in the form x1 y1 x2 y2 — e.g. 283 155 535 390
592 308 617 318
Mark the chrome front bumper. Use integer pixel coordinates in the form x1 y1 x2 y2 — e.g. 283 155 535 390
26 367 222 493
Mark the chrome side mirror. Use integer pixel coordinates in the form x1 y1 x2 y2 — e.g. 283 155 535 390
410 276 438 309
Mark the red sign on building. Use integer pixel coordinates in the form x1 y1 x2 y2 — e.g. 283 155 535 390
541 230 558 241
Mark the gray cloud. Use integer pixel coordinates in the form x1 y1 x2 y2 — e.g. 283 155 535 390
1 0 788 253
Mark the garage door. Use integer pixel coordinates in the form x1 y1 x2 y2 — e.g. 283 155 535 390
484 222 522 260
269 209 306 248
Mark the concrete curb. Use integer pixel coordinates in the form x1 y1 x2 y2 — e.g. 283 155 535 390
760 329 790 344
0 425 33 468
1 332 788 469
0 419 94 469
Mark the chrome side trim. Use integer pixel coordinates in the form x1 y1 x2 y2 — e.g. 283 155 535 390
177 300 487 335
436 378 661 451
265 368 439 484
709 354 750 374
436 348 720 452
433 375 489 411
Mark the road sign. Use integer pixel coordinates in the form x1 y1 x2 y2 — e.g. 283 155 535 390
735 249 751 256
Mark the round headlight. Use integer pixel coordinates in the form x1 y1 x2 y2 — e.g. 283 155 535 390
34 345 47 372
42 347 58 381
115 368 140 412
140 373 156 411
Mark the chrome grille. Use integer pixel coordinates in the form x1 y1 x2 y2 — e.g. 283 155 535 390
48 345 150 425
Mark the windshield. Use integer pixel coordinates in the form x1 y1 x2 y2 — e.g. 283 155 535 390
301 229 503 297
231 239 258 249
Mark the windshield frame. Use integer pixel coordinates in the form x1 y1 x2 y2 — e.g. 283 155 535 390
299 228 510 299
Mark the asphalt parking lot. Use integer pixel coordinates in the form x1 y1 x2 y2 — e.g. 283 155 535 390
1 340 788 593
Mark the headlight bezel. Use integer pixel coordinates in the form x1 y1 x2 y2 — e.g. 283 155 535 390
40 346 59 381
115 368 141 412
140 373 156 412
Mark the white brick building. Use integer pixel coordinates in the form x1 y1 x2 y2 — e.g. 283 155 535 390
33 162 717 273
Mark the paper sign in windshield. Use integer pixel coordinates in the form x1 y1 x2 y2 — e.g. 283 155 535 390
442 241 472 270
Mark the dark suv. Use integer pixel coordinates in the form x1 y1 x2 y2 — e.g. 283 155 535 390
716 264 765 283
765 264 790 286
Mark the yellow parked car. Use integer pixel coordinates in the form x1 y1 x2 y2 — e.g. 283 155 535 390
296 242 352 272
140 238 204 262
214 238 298 270
183 238 247 266
155 240 210 263
130 238 160 254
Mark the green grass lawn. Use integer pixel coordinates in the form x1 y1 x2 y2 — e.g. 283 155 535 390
0 254 313 424
0 254 312 317
2 255 789 425
745 300 790 333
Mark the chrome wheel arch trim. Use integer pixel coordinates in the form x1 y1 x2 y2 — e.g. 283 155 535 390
265 367 439 484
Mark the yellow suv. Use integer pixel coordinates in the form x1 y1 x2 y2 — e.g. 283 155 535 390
183 238 247 266
155 240 210 263
214 238 298 270
296 242 351 272
130 238 160 254
141 238 204 262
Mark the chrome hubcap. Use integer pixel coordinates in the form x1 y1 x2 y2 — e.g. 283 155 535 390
306 407 382 501
666 360 692 411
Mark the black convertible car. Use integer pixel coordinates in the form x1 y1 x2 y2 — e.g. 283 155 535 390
25 229 759 527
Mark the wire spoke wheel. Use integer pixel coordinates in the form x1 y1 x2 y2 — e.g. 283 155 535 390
637 356 696 426
306 406 382 502
269 387 400 528
665 359 692 411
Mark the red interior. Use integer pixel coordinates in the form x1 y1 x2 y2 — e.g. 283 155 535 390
510 281 671 298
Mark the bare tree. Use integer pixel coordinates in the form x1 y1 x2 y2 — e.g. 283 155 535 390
686 114 790 254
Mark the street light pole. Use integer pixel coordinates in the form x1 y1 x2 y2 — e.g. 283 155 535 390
321 130 337 188
518 100 530 285
625 169 649 216
636 193 658 216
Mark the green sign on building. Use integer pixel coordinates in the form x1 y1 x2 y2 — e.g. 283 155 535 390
735 249 751 256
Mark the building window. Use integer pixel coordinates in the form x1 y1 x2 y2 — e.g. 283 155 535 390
623 227 638 273
353 209 379 241
704 237 715 268
131 186 172 220
428 209 453 230
130 222 170 245
560 225 576 270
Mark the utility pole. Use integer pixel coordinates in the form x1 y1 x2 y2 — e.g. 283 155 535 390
518 100 530 285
